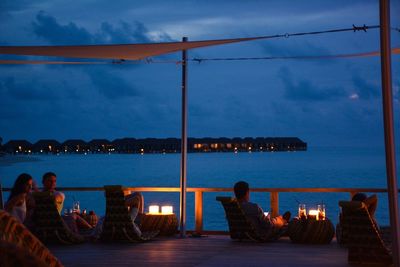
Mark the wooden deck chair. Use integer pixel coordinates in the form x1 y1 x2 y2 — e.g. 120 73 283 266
0 209 64 267
32 191 84 244
100 185 158 242
216 196 270 242
338 201 392 265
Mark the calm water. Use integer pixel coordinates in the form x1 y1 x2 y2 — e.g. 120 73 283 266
1 145 399 230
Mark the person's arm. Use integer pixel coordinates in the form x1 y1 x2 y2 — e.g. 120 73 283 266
5 193 26 212
364 194 378 216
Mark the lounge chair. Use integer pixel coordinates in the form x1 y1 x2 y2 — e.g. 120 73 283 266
216 196 270 242
31 191 85 244
100 185 158 242
0 209 63 267
338 200 392 265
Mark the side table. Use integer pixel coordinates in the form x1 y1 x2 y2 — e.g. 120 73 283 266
140 214 178 236
288 218 335 244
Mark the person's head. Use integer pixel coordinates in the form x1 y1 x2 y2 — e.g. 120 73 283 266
9 173 33 200
42 172 57 191
352 192 367 202
234 181 250 201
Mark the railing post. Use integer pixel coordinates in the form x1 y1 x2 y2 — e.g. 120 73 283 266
195 191 203 233
270 192 279 217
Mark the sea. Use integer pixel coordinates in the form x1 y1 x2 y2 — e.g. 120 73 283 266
1 145 399 230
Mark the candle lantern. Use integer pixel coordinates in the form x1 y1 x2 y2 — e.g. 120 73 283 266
149 205 160 214
161 206 173 214
308 209 318 220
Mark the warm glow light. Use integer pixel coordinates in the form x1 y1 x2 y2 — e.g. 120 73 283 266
161 206 173 214
149 205 160 214
308 209 318 216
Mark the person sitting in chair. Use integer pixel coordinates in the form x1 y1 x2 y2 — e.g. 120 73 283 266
234 181 291 240
123 189 144 225
42 172 92 232
352 192 378 217
5 173 38 224
42 172 65 215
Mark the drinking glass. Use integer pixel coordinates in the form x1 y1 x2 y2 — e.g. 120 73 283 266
317 204 326 220
73 201 80 214
298 204 307 219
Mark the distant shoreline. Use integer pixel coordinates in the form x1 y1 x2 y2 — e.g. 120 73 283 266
2 137 307 154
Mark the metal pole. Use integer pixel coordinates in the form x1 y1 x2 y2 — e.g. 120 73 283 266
179 37 188 237
0 183 4 209
379 1 400 266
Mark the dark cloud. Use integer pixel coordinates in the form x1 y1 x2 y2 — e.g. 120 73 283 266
278 67 347 101
96 21 152 44
32 11 93 45
86 67 140 99
0 76 60 100
31 11 173 45
351 74 380 100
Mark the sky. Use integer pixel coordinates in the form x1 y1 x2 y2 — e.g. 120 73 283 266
0 0 399 147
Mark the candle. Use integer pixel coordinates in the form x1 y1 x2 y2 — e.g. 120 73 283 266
161 206 173 214
149 205 160 214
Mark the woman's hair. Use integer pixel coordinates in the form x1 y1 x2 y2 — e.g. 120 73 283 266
8 173 33 201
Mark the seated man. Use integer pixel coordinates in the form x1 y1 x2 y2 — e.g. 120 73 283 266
234 181 290 240
42 172 92 232
123 189 144 225
42 172 65 214
352 192 377 217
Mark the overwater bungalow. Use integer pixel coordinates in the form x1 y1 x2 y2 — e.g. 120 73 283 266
112 138 138 153
3 140 33 154
61 139 89 153
33 139 62 154
88 139 113 153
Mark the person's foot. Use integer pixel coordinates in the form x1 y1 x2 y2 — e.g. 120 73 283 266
283 211 291 222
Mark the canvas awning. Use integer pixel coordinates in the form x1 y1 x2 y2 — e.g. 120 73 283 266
0 37 267 60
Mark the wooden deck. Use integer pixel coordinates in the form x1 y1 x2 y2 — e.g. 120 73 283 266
49 236 353 267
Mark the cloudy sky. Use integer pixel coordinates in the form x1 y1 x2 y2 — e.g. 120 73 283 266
0 0 399 147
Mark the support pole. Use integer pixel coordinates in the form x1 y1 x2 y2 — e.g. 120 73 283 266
179 37 188 237
379 1 400 266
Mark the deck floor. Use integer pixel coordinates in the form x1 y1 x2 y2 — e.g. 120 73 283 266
48 236 354 267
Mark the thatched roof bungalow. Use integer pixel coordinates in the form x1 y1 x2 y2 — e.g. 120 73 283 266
33 139 61 153
3 140 33 154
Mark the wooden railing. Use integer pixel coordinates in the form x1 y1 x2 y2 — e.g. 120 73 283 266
2 186 396 233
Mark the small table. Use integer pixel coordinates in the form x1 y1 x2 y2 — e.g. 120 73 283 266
140 214 178 236
288 218 334 244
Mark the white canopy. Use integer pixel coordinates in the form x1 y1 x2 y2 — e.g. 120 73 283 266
0 36 267 60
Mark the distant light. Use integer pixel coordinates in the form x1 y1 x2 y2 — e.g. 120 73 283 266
349 93 359 100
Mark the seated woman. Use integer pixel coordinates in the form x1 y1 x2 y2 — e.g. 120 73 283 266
5 173 37 224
